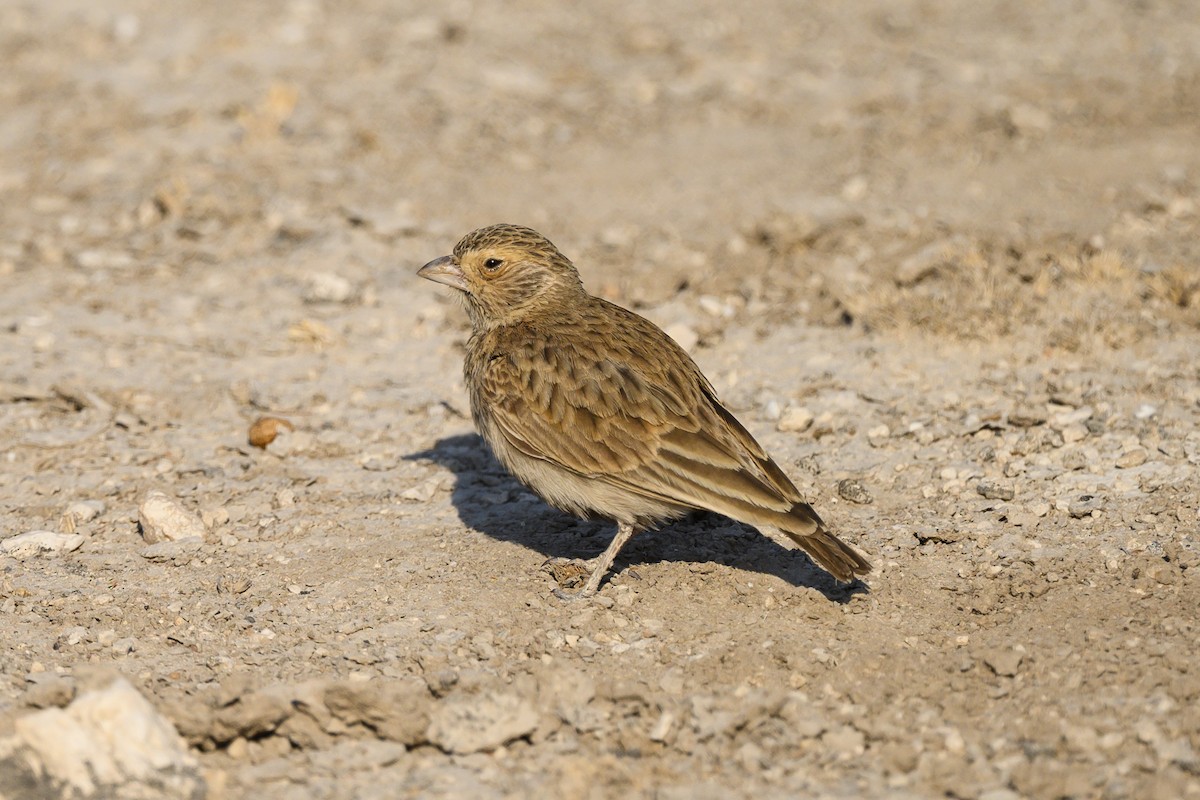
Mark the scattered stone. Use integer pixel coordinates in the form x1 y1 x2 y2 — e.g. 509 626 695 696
139 538 204 565
212 686 296 742
1008 407 1046 427
111 637 138 655
777 406 814 433
400 478 442 503
646 709 676 744
303 272 356 304
822 724 866 759
138 491 206 543
323 679 432 745
3 678 203 798
698 295 735 318
248 416 295 449
1116 448 1148 469
837 478 872 505
1050 406 1093 429
426 691 538 754
1 531 84 557
1134 404 1158 420
23 675 77 709
1068 495 1103 518
976 480 1015 501
537 667 598 733
1060 423 1089 444
65 500 105 524
981 647 1023 677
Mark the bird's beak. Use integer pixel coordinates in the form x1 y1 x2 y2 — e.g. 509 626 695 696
418 255 470 292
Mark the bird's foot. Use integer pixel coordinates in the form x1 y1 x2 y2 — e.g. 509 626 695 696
542 557 596 598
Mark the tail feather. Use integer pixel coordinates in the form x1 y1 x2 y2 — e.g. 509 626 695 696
778 502 871 582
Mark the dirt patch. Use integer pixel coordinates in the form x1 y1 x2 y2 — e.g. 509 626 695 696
2 1 1198 797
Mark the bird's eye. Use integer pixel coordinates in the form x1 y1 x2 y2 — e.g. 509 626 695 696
483 258 503 270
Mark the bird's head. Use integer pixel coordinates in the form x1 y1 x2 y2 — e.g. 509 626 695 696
418 224 585 330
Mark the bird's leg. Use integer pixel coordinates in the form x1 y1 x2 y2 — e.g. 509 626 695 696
545 522 638 599
579 521 636 595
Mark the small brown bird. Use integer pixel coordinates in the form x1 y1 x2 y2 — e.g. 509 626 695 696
419 224 870 596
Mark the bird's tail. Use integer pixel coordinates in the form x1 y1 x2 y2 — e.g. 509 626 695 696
778 503 872 583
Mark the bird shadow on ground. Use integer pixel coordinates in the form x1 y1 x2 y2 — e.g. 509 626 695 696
405 434 868 603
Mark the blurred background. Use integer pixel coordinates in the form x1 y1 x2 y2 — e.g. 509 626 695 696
2 0 1197 343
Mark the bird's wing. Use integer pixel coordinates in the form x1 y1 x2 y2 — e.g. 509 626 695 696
478 309 804 516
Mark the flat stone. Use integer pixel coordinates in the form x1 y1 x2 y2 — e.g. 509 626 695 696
976 480 1015 501
426 691 538 754
1 531 84 557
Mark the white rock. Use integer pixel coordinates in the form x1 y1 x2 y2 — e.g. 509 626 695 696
426 691 539 754
304 272 356 304
6 678 203 797
1 531 84 557
1135 403 1158 420
138 492 206 543
66 500 106 523
698 295 734 318
777 406 814 433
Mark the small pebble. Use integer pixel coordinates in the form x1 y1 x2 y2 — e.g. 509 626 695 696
837 479 872 504
697 295 734 318
65 500 105 523
139 492 206 543
1068 495 1103 518
982 647 1023 677
1029 501 1052 517
1060 423 1089 443
777 406 814 433
866 424 890 446
1008 407 1046 427
1116 448 1148 469
976 480 1015 501
112 637 138 655
1134 404 1158 420
822 724 866 759
304 272 356 304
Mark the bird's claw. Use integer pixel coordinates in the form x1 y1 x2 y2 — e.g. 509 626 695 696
551 586 594 602
541 556 592 586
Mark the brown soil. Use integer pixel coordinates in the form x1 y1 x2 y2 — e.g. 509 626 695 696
2 1 1198 797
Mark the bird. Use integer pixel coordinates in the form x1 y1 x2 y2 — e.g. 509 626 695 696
418 223 871 597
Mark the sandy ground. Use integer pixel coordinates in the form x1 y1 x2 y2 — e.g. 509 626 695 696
2 1 1199 798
